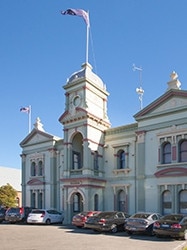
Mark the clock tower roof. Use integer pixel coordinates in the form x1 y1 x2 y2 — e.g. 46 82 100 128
66 62 106 89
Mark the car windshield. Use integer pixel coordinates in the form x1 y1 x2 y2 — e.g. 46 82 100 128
162 215 184 221
78 212 88 216
31 210 44 214
8 208 20 213
132 213 150 219
97 212 115 218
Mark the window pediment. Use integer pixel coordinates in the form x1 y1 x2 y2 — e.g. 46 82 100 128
155 167 187 178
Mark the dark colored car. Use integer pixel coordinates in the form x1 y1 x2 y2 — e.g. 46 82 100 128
5 206 34 223
125 212 162 235
0 207 7 223
72 211 101 228
84 211 130 233
153 214 187 239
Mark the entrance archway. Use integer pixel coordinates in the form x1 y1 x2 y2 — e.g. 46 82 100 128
70 192 84 216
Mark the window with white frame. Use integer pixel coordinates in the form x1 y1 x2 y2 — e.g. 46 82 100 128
179 140 187 163
179 190 187 214
31 162 36 176
162 142 171 164
117 150 126 169
162 190 172 215
30 160 44 176
38 160 43 176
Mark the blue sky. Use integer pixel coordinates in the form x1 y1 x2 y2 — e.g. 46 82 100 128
1 0 187 169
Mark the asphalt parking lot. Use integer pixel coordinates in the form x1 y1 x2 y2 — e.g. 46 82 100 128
0 222 186 250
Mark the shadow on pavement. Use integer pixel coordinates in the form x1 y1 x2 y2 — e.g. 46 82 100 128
59 224 186 243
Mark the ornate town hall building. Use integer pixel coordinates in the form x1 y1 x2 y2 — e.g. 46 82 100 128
20 64 187 223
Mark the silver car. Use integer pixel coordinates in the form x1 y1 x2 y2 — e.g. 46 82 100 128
125 212 162 235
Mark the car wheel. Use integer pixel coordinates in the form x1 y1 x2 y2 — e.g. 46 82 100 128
93 229 100 233
147 225 155 236
46 219 51 225
111 224 118 233
127 230 133 235
156 234 163 238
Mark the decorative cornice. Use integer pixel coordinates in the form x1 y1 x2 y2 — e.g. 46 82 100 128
61 176 106 184
59 107 110 128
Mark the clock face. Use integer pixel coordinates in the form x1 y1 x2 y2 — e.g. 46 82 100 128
73 95 81 107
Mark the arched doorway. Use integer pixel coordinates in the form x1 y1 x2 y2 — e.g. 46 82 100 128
71 192 84 216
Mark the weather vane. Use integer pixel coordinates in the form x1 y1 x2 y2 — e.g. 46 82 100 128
133 64 144 110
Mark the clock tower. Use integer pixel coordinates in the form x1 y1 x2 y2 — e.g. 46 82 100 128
59 62 110 221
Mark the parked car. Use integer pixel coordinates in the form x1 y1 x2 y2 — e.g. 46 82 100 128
27 209 64 225
84 211 130 233
72 211 101 228
5 206 34 223
153 214 187 239
125 212 162 235
0 207 7 223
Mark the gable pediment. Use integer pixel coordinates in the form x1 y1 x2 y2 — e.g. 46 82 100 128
134 89 187 120
59 108 87 124
20 129 57 147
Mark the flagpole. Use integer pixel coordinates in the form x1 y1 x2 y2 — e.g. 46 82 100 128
86 11 89 63
28 105 31 133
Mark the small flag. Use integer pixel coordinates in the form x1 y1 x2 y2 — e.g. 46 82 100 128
61 9 90 27
20 107 30 113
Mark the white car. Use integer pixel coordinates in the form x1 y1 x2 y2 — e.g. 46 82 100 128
27 209 64 225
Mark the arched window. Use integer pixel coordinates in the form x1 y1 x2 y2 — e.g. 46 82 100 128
117 150 125 169
179 190 187 214
162 142 171 164
117 190 126 212
72 133 83 170
162 190 172 214
31 162 36 176
94 194 99 211
94 151 99 171
179 140 187 162
38 160 43 176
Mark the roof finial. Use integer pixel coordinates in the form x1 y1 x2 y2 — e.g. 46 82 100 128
34 117 45 131
167 71 181 91
170 71 178 80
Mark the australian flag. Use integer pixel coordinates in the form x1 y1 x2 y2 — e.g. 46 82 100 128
61 9 90 27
